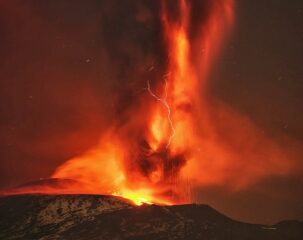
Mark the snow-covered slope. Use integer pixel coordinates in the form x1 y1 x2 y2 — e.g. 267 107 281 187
0 194 302 240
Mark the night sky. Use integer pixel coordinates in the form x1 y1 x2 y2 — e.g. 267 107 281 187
0 0 302 224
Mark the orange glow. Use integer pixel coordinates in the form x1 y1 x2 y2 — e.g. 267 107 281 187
48 0 237 205
7 0 298 206
113 190 152 206
3 0 236 205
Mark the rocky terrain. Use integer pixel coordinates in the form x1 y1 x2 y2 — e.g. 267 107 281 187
0 194 302 240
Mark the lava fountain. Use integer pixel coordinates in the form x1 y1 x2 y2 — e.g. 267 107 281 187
49 0 235 205
5 0 299 206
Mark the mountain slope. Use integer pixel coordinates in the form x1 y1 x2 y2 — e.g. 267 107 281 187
0 194 302 240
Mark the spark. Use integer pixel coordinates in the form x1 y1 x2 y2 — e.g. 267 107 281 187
147 79 175 148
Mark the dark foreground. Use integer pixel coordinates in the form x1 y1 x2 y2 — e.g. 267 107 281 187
0 194 302 240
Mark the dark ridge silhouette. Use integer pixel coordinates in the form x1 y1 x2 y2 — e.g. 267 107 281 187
0 194 302 240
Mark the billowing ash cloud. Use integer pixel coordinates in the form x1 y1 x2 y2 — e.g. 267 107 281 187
1 0 303 222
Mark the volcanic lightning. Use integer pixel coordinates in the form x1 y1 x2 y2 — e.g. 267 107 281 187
147 79 175 149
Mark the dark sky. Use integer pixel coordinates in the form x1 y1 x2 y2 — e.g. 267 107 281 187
0 0 302 224
205 0 303 224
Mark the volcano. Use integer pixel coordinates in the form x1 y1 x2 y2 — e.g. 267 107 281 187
1 1 302 238
1 192 302 240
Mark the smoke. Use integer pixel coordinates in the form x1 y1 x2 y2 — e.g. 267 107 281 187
1 0 302 212
0 0 115 187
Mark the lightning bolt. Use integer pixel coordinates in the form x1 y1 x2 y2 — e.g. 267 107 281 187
147 79 175 149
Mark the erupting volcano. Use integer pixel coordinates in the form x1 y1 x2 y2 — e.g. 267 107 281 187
4 0 301 209
40 0 235 205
